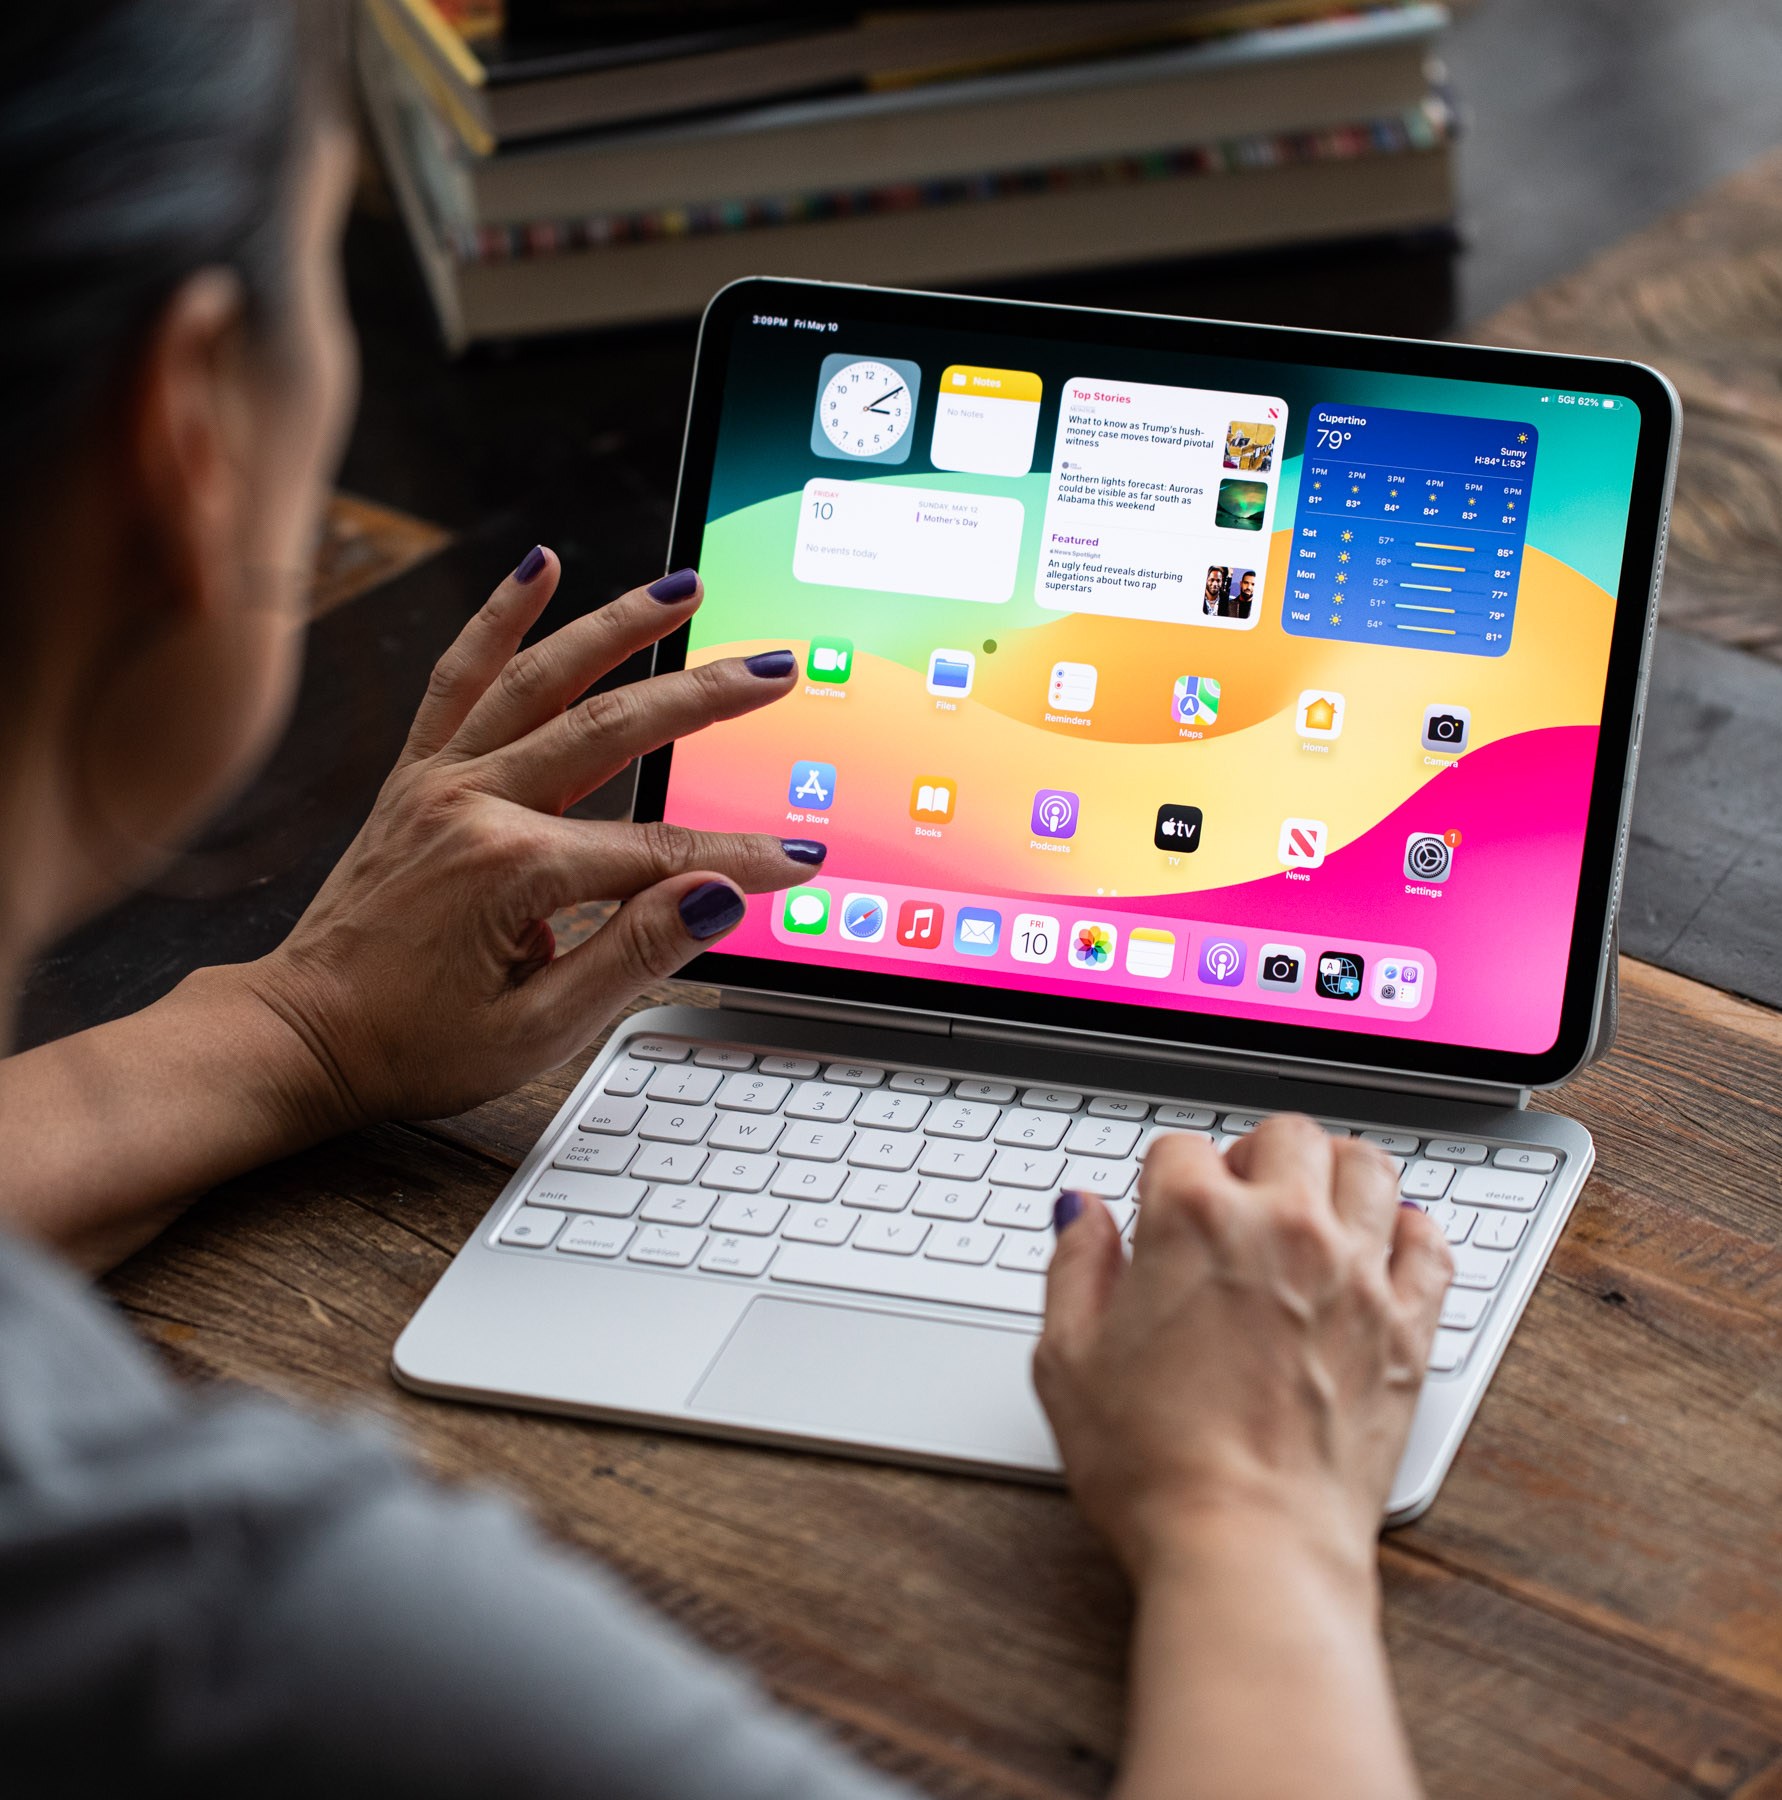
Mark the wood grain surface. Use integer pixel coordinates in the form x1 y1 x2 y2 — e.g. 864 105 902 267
1475 146 1782 665
104 959 1782 1800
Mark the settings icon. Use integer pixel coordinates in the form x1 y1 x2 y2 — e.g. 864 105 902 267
1403 831 1454 883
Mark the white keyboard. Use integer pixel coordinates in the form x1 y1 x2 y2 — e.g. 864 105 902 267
493 1034 1569 1378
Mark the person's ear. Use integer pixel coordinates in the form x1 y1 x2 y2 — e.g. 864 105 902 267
122 267 254 623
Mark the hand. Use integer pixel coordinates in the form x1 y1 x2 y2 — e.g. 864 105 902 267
241 550 817 1129
1035 1118 1452 1587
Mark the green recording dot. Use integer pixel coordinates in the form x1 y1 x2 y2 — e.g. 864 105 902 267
982 639 997 654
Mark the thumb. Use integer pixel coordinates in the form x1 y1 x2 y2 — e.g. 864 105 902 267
1039 1191 1125 1370
527 873 745 1034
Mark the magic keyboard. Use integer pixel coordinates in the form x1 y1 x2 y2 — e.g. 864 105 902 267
493 1035 1569 1377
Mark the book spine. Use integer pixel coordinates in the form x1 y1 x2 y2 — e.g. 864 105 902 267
450 96 1454 264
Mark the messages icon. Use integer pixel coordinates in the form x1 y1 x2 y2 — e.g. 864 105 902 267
782 888 830 935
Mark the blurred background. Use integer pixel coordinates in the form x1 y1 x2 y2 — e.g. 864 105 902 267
20 0 1782 1045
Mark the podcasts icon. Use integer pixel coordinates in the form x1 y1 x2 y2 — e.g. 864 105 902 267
1030 788 1079 839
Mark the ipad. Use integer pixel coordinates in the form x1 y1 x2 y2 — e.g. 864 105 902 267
637 278 1676 1093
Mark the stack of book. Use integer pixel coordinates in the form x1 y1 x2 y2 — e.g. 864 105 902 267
358 0 1462 351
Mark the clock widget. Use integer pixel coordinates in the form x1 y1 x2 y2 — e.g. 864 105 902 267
810 353 922 464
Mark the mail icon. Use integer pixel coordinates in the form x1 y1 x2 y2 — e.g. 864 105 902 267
953 906 1002 956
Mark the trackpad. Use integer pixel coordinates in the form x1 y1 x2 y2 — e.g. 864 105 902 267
690 1298 1058 1473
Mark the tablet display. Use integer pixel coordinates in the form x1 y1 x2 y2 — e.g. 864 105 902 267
647 282 1670 1084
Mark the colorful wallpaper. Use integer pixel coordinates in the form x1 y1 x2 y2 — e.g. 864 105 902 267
663 315 1643 1056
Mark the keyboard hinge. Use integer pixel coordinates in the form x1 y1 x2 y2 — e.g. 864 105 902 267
718 988 952 1037
951 1016 1532 1110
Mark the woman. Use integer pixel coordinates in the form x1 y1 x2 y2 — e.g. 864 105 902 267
0 4 1452 1794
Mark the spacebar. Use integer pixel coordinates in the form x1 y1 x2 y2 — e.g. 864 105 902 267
770 1245 1046 1316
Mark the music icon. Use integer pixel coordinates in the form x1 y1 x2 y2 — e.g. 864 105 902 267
896 899 945 950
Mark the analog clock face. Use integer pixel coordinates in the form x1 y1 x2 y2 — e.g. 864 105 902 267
818 359 914 457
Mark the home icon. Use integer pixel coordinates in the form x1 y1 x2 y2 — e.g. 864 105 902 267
1296 689 1346 741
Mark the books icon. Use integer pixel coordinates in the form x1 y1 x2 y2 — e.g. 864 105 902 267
910 777 956 822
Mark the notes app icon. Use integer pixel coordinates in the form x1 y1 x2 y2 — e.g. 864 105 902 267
1125 928 1176 979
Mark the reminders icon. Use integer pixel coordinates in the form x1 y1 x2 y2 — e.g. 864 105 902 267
926 649 976 697
1125 928 1176 979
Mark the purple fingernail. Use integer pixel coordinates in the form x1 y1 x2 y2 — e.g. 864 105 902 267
781 838 827 865
1400 1199 1424 1211
678 880 745 941
744 649 796 679
513 544 547 584
648 567 699 603
1053 1190 1085 1234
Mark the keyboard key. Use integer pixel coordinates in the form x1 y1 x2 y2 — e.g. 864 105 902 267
1222 1112 1269 1134
780 1206 856 1246
1154 1104 1217 1129
842 1171 919 1211
984 1190 1053 1231
1062 1156 1138 1198
853 1216 928 1255
1064 1117 1142 1158
628 1225 705 1267
1427 1331 1471 1374
988 1148 1067 1189
1450 1245 1515 1291
771 1161 848 1203
997 1235 1054 1275
773 1244 1042 1314
825 1062 886 1087
1440 1288 1493 1331
889 1071 950 1094
646 1065 723 1105
917 1138 996 1180
631 1143 708 1184
848 1132 922 1172
639 1104 715 1144
1104 1198 1137 1234
1493 1146 1560 1173
854 1091 931 1132
499 1206 565 1248
640 1187 718 1226
1361 1130 1419 1156
552 1136 637 1176
954 1079 1016 1104
1088 1096 1149 1120
628 1036 690 1061
1425 1138 1489 1164
1315 1121 1354 1138
913 1180 989 1221
700 1234 778 1276
1140 1125 1215 1157
710 1195 788 1236
994 1109 1069 1150
1400 1160 1455 1201
1021 1087 1084 1113
1424 1202 1476 1245
556 1216 634 1258
785 1082 861 1122
699 1153 777 1193
1473 1212 1529 1252
714 1072 792 1113
924 1100 1000 1140
579 1097 646 1135
1451 1166 1546 1212
708 1113 785 1153
531 1173 645 1218
779 1121 853 1162
759 1055 820 1078
599 1058 654 1097
926 1225 1002 1266
694 1046 755 1070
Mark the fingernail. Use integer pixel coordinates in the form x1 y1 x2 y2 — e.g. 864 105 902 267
1053 1190 1085 1234
1400 1199 1424 1211
678 880 745 941
513 544 548 584
744 649 796 679
781 838 827 866
648 567 699 603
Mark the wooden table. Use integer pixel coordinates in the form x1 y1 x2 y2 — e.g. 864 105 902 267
104 159 1782 1798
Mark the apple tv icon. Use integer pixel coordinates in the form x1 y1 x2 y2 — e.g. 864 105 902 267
1154 804 1203 852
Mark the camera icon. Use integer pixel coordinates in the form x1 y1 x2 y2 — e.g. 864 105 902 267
1256 942 1305 992
1404 831 1454 883
1421 703 1471 754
